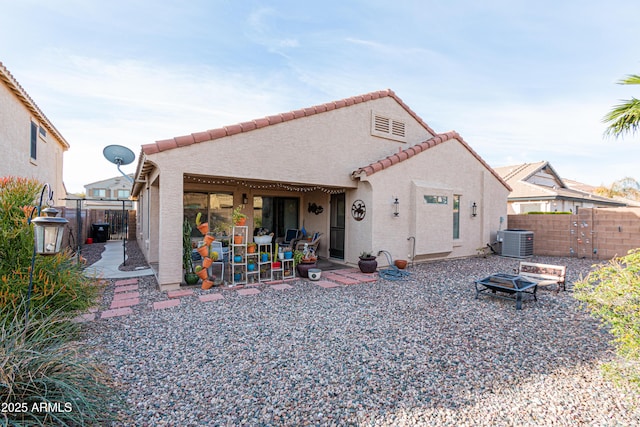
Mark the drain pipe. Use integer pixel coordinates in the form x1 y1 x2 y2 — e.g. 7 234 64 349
407 236 416 268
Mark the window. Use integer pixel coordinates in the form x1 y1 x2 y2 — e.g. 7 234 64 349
453 195 460 239
371 112 407 142
117 189 130 199
93 189 106 197
39 126 47 141
183 192 234 239
30 121 37 159
424 195 448 204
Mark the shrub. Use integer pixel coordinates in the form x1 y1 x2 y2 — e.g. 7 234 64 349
0 176 100 319
574 249 640 387
0 299 117 426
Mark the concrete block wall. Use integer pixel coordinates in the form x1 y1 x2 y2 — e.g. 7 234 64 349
507 207 640 260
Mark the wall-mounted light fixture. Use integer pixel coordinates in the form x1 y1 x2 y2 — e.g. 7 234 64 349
242 193 248 205
471 202 478 217
393 197 400 217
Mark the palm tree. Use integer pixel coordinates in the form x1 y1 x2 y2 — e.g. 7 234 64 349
603 74 640 138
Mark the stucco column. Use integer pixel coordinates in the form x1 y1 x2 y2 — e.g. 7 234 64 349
157 168 183 290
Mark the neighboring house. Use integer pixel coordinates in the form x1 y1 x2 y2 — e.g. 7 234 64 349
83 174 135 210
563 178 640 208
494 161 625 214
0 62 69 204
132 89 511 290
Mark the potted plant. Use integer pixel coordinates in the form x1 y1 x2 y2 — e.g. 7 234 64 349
183 219 199 285
232 205 247 226
358 251 378 273
195 212 209 235
247 242 257 253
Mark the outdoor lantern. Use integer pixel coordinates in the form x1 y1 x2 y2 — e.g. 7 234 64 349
31 206 68 255
393 197 400 217
471 202 478 217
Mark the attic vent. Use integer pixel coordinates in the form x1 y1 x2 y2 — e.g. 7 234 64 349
371 112 407 142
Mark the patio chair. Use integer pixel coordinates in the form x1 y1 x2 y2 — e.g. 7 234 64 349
294 232 322 252
277 229 300 248
207 241 225 282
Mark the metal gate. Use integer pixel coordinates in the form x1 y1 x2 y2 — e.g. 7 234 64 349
105 209 129 241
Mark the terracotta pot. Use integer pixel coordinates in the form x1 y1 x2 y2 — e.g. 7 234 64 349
394 259 408 269
358 256 378 274
235 217 246 226
202 257 213 268
203 234 215 245
197 223 209 235
233 235 243 244
196 246 208 257
201 279 214 290
247 245 256 253
196 269 208 280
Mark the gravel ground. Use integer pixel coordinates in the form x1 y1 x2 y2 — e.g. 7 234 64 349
79 246 640 426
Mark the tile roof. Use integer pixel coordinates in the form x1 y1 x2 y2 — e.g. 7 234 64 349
0 62 69 149
141 89 438 155
351 131 511 190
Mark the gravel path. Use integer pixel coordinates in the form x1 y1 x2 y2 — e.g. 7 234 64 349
79 250 640 426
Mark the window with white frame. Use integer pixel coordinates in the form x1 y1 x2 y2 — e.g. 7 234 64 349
117 189 130 199
93 189 106 198
30 121 37 160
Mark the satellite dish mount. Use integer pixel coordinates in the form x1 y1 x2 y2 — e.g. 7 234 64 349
103 145 135 183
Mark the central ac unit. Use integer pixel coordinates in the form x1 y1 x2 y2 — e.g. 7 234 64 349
499 229 534 258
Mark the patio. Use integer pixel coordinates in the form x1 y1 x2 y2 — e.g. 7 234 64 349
79 254 640 426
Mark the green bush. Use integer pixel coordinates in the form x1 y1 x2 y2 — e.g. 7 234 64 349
574 249 640 387
0 176 100 319
0 300 117 426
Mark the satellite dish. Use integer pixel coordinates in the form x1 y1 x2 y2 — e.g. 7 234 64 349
103 145 135 183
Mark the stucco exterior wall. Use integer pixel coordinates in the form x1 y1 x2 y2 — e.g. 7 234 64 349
358 139 509 265
148 97 433 188
0 76 66 204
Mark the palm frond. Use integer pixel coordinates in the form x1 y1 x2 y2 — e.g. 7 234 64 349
603 97 640 138
618 74 640 85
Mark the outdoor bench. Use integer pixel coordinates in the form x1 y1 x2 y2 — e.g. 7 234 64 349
474 273 538 310
517 261 567 291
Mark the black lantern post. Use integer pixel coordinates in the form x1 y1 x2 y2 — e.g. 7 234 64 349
25 184 68 323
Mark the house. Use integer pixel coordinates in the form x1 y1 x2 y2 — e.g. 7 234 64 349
131 89 511 290
83 174 135 210
494 161 625 214
0 62 69 204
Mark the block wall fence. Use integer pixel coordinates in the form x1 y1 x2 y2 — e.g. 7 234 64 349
507 207 640 260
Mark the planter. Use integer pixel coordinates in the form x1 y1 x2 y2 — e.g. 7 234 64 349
261 253 269 263
203 234 215 245
201 279 214 290
235 217 246 226
308 268 322 281
247 245 257 254
247 263 256 272
394 259 408 269
197 223 209 235
296 261 317 278
234 272 242 282
233 235 244 245
358 256 378 273
233 255 243 263
254 235 273 245
202 257 213 268
184 272 199 285
278 253 285 260
196 246 208 257
284 251 293 259
272 261 281 269
196 269 208 280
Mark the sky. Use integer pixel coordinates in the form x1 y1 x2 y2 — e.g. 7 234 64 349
1 0 639 194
